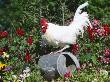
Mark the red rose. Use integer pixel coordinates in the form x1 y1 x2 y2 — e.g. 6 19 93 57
72 43 80 54
87 27 95 42
25 50 31 63
27 36 33 45
16 28 25 37
64 71 72 78
2 31 8 37
0 31 8 38
103 24 110 36
102 24 109 28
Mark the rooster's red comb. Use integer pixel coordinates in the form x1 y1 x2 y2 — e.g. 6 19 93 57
40 18 48 25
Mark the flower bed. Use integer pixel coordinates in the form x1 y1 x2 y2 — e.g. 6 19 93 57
0 19 110 81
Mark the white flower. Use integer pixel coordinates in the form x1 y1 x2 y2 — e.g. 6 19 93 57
19 74 25 80
22 72 30 78
2 52 9 58
19 74 24 78
100 69 108 76
18 67 31 81
26 73 30 77
23 67 30 73
100 69 108 78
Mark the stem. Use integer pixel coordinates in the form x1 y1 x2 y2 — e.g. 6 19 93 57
62 6 64 25
62 3 65 25
39 0 42 18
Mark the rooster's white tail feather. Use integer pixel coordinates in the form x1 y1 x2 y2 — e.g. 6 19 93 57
75 1 89 16
69 2 93 37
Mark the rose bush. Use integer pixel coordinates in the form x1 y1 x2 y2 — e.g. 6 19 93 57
0 18 110 81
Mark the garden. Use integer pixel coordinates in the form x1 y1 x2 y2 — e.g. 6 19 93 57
0 0 110 82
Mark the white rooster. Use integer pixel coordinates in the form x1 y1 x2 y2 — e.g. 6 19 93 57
41 2 93 54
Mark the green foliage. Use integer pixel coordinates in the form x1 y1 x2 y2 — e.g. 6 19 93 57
0 0 109 31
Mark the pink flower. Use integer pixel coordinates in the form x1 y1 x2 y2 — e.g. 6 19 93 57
92 19 100 27
103 49 110 57
89 26 110 38
96 28 105 37
93 24 110 37
103 57 110 64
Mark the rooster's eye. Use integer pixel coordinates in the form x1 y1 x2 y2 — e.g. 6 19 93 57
42 26 44 28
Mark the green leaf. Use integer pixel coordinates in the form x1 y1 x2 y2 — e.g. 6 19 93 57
10 46 17 51
12 57 18 61
19 45 25 50
91 55 97 65
85 54 92 61
85 44 91 48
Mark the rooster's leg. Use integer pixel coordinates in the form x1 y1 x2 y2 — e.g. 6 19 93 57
49 45 70 55
57 45 70 53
